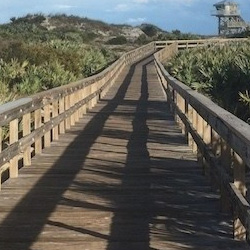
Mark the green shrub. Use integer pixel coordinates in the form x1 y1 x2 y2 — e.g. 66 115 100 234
166 41 250 121
107 36 127 45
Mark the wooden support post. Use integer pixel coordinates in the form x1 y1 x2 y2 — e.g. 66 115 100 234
211 129 221 191
52 101 59 141
9 119 19 178
86 85 92 111
192 109 198 153
44 104 51 148
203 121 211 177
65 95 71 130
221 139 232 175
23 113 31 166
183 99 189 143
75 90 80 123
211 129 221 159
35 109 42 154
203 121 211 146
81 88 87 115
233 152 246 240
59 97 65 134
187 104 194 148
100 78 106 99
220 139 232 212
69 93 75 127
91 82 97 107
179 95 186 135
175 92 180 125
197 114 204 167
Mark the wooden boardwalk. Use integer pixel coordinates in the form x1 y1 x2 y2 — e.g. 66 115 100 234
0 56 248 250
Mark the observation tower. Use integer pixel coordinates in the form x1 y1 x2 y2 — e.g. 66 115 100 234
211 1 249 35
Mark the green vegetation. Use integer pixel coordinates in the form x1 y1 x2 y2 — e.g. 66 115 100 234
0 14 118 104
157 29 201 41
0 13 205 106
140 24 201 42
166 41 250 122
107 36 127 45
140 24 159 37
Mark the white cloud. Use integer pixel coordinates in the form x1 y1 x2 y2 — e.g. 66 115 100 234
127 17 146 23
106 3 131 12
114 4 130 12
153 0 198 5
133 0 149 3
55 5 76 9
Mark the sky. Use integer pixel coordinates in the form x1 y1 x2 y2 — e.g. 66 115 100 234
0 0 249 35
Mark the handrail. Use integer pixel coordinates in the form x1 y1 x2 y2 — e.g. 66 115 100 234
154 40 250 241
0 41 155 189
155 38 248 49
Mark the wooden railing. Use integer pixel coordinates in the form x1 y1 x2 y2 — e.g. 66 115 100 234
155 38 249 50
0 42 155 190
154 40 250 241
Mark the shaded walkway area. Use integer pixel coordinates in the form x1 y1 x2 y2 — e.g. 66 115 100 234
0 56 248 249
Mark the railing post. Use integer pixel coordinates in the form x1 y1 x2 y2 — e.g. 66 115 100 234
179 95 186 135
233 152 246 240
187 104 194 148
101 75 107 99
211 129 221 190
44 104 51 148
59 96 65 134
203 121 212 177
70 92 75 127
86 85 92 111
35 109 42 154
52 100 59 141
23 113 31 166
196 114 204 166
192 109 198 153
65 95 71 130
81 88 87 116
220 139 232 212
75 90 81 122
9 119 19 178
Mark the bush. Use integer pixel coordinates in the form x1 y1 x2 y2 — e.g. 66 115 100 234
166 41 250 121
107 36 127 45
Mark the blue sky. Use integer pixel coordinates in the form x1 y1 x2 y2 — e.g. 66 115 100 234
0 0 249 35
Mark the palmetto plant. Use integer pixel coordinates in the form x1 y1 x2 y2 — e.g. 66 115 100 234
239 90 250 107
0 40 117 99
166 41 250 122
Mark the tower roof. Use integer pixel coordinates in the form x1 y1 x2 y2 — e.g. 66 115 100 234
213 1 238 7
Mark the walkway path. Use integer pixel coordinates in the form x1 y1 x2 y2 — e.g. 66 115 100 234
0 56 248 249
